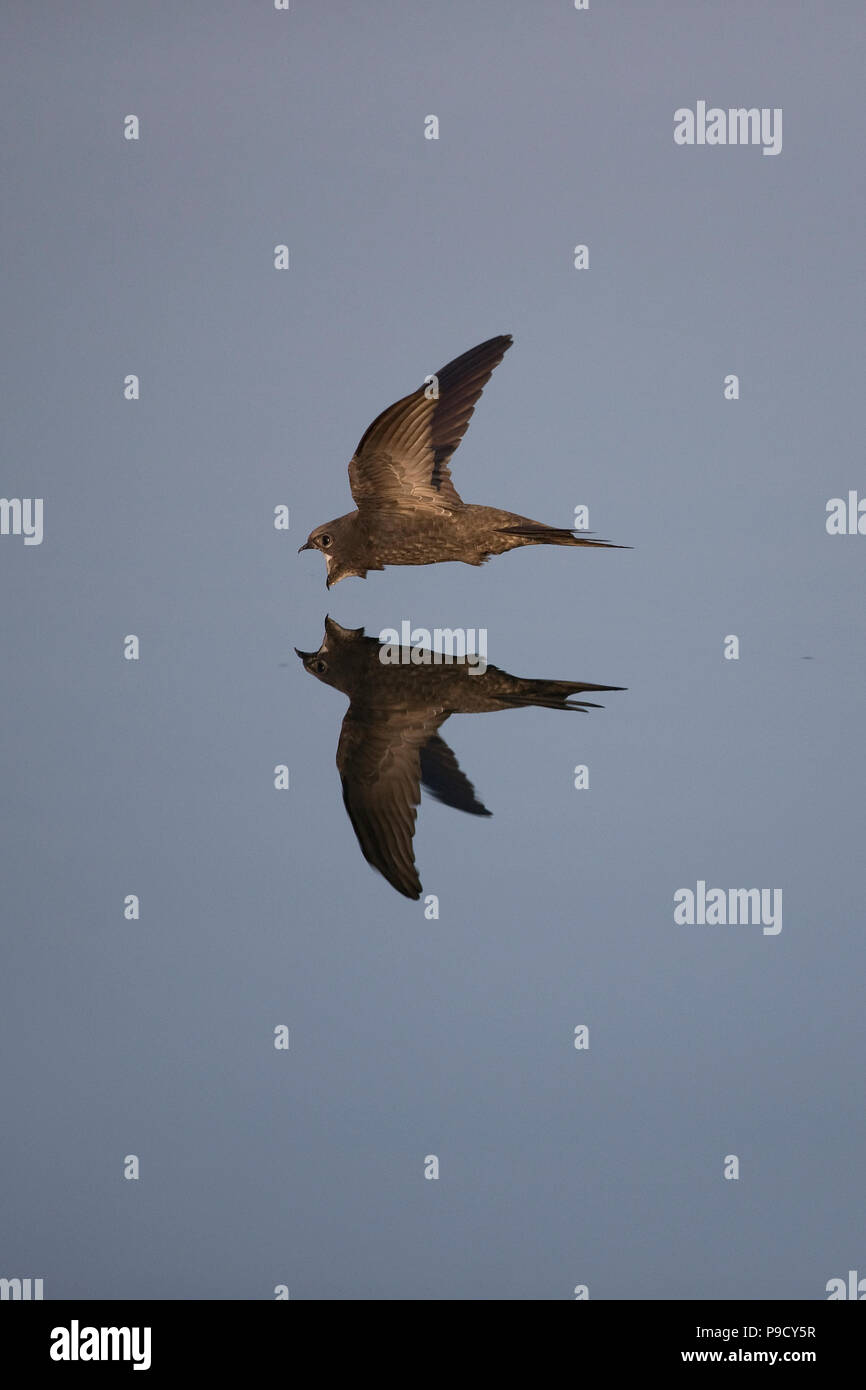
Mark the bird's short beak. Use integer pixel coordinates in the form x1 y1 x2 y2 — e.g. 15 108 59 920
298 541 312 553
294 647 314 662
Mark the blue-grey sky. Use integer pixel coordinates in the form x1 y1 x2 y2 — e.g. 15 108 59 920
2 0 864 1299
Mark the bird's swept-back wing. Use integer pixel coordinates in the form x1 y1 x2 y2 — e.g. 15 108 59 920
348 335 512 513
418 733 491 816
336 708 490 898
337 707 444 899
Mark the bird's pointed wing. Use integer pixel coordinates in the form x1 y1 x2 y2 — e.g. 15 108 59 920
336 705 449 899
348 335 512 513
419 733 491 816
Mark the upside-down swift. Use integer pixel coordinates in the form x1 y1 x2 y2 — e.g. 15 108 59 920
296 618 625 899
299 336 625 587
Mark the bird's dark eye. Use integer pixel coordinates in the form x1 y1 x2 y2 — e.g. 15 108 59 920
315 660 328 673
319 533 332 548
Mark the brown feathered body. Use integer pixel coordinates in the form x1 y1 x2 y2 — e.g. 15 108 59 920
310 504 613 586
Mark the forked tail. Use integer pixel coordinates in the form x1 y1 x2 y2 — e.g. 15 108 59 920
496 523 628 549
495 679 626 712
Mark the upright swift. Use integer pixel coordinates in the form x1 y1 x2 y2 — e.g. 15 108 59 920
299 335 624 587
